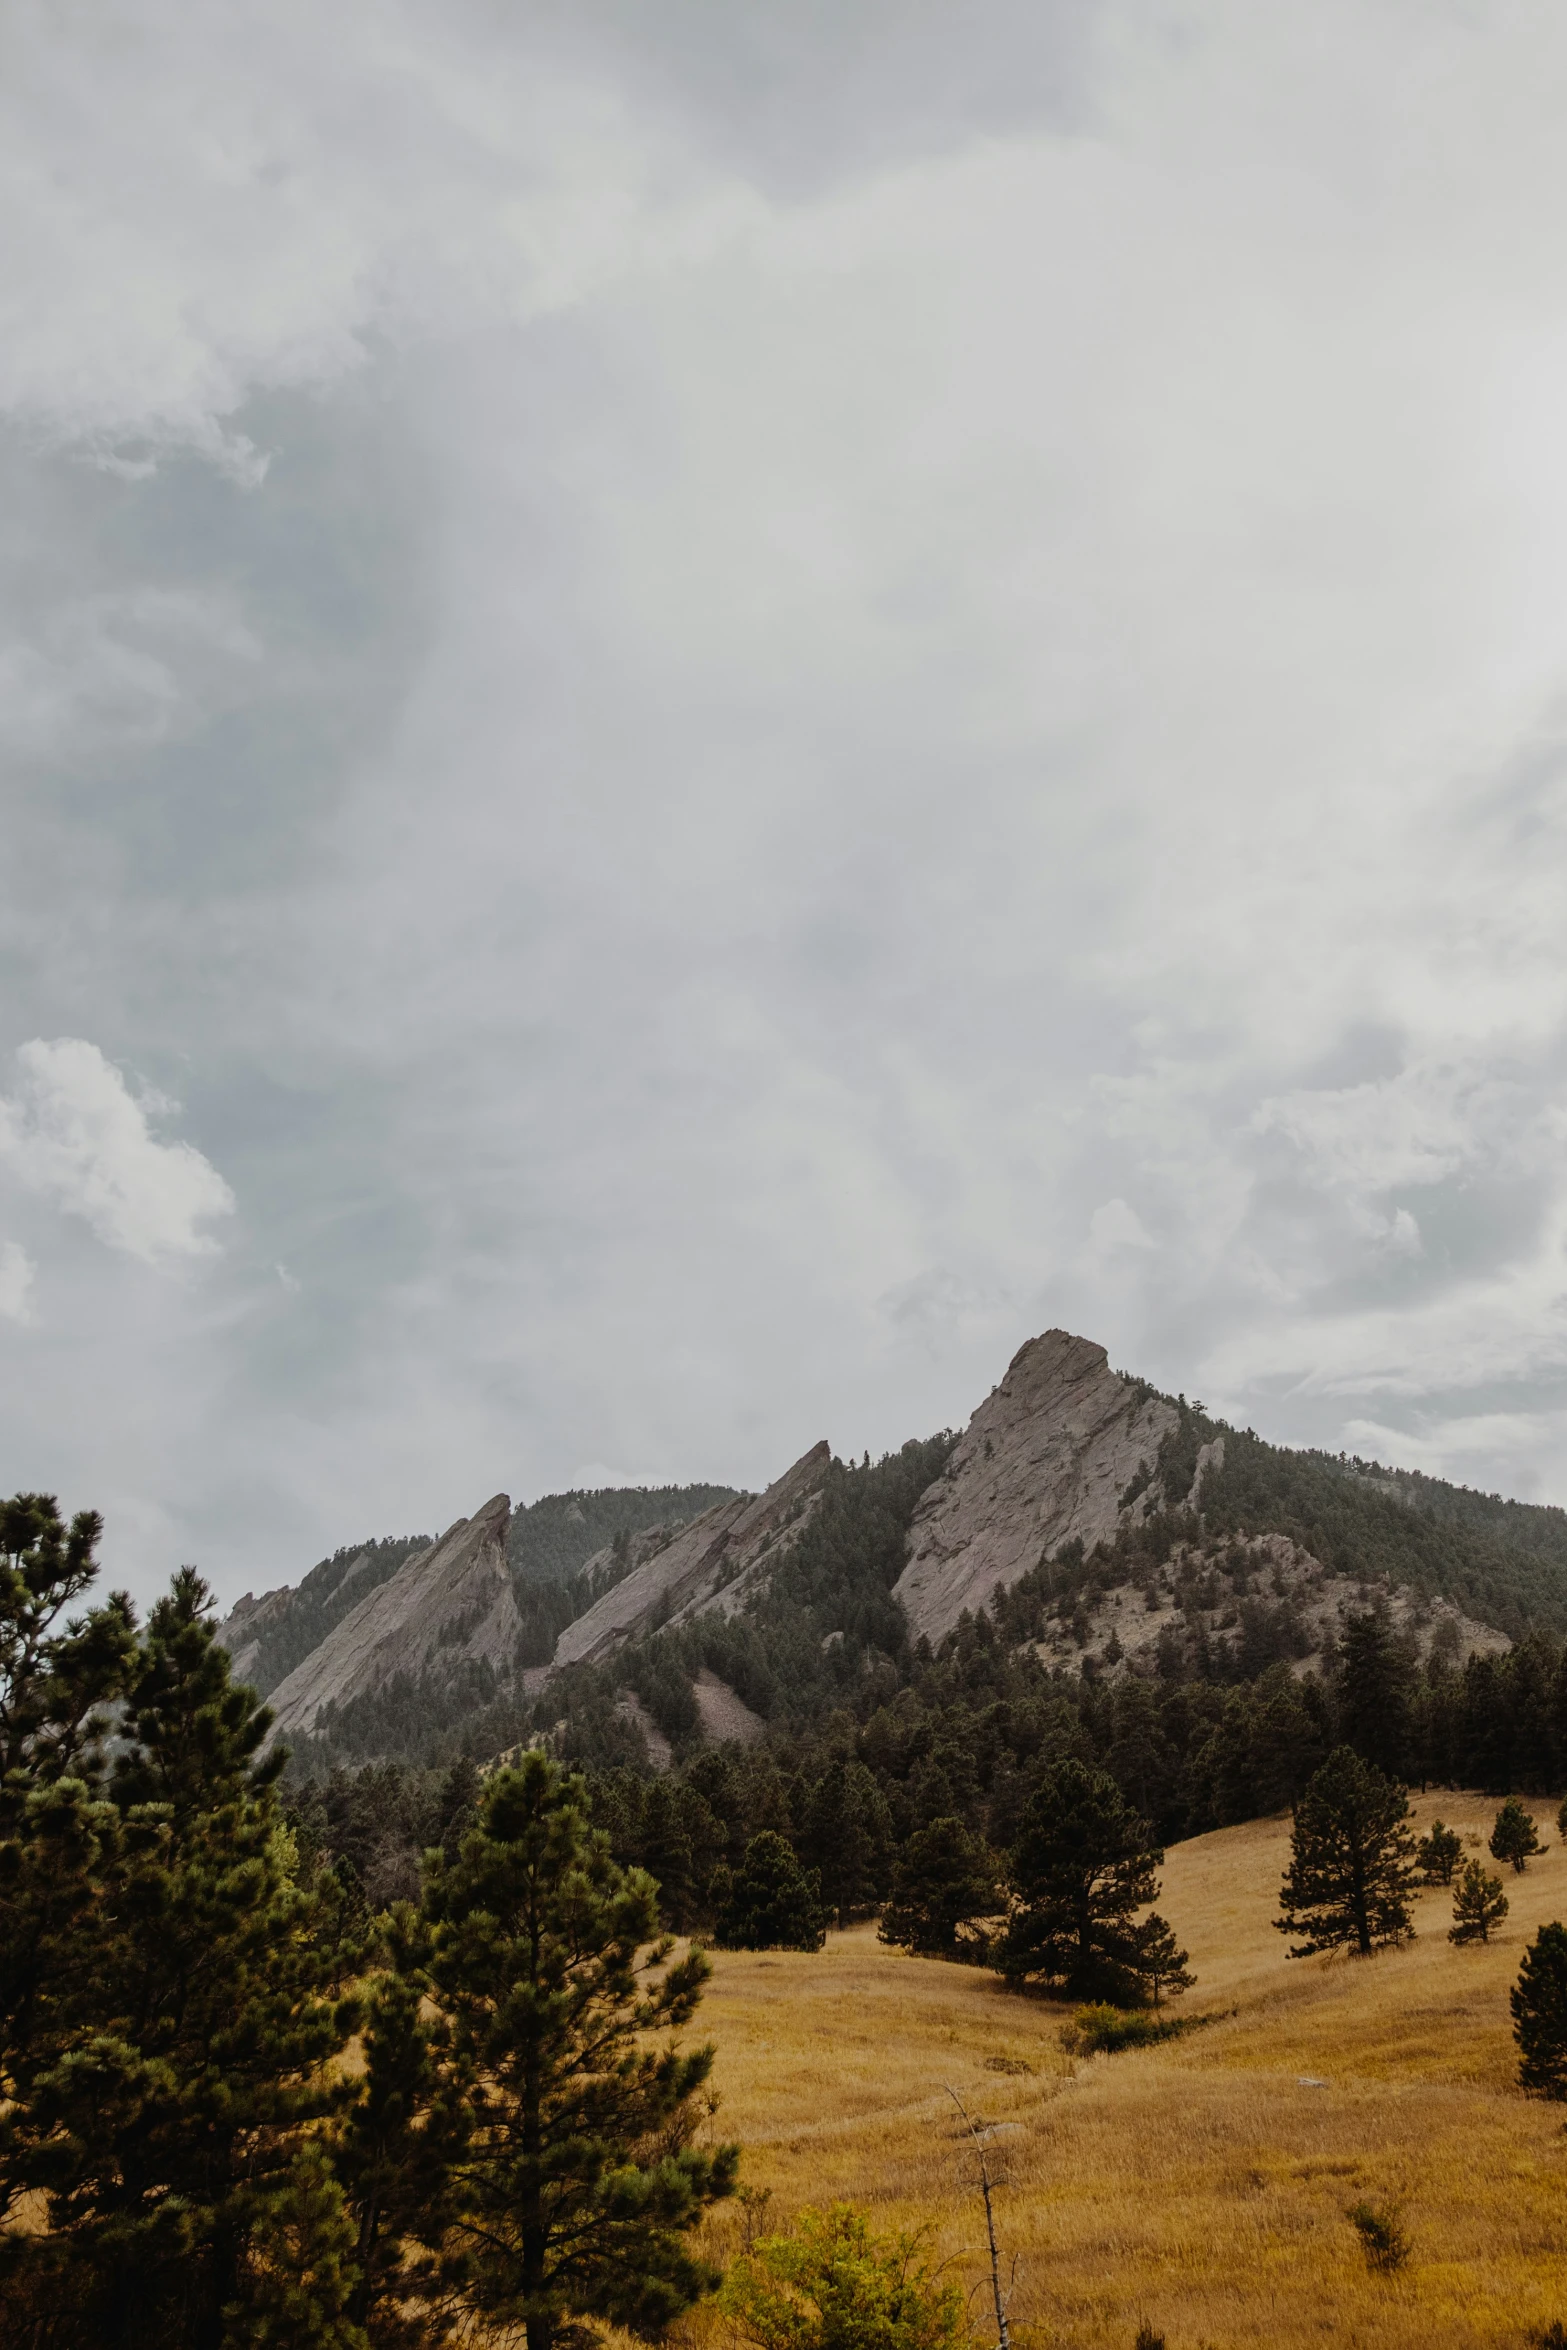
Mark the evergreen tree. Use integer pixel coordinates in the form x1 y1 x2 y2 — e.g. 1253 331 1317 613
1448 1859 1508 1945
1416 1820 1462 1885
1 1560 368 2350
1134 1911 1197 2005
418 1752 737 2349
878 1817 997 1960
998 1758 1190 2003
1335 1602 1414 1778
433 1756 481 1861
1275 1746 1417 1958
638 1777 697 1928
1513 1923 1567 2099
803 1759 893 1930
717 1831 826 1951
1490 1796 1542 1874
332 1915 468 2347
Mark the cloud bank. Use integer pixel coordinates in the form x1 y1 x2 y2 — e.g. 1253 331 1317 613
5 0 1567 1598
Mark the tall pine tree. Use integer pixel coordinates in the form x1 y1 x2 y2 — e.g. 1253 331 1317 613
1 1544 368 2350
998 1759 1190 2004
416 1753 738 2350
1275 1746 1417 1958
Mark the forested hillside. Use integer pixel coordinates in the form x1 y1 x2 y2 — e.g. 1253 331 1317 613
276 1387 1567 1940
261 1346 1567 1904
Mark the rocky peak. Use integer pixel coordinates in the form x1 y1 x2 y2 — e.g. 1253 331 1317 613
892 1329 1176 1647
265 1493 516 1740
553 1441 831 1668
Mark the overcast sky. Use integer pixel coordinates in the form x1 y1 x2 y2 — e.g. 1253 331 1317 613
6 0 1567 1605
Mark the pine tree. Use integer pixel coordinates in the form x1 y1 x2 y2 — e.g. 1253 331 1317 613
1336 1602 1414 1778
638 1776 697 1928
1490 1796 1542 1874
998 1758 1191 2003
0 1496 138 2173
433 1756 482 1860
803 1759 894 1930
717 1830 826 1951
1513 1923 1567 2098
1134 1911 1197 2004
1275 1746 1417 1958
0 1552 368 2350
417 1752 738 2350
333 1920 467 2348
1448 1859 1508 1945
1416 1819 1462 1885
878 1816 998 1960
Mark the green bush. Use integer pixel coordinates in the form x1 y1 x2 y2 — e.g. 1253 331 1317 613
1348 2201 1410 2274
721 2203 965 2350
1059 2003 1187 2055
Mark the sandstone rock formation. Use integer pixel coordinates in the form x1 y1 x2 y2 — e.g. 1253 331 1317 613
893 1330 1177 1648
265 1494 517 1739
552 1442 831 1668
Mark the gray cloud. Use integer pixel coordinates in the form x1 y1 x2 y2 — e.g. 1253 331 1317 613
6 0 1567 1601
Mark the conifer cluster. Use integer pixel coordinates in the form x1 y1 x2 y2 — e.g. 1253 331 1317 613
0 1495 735 2350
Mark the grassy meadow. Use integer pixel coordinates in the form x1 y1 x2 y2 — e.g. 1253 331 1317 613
682 1793 1567 2350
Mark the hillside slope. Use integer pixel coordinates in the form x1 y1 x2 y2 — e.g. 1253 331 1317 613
691 1792 1567 2350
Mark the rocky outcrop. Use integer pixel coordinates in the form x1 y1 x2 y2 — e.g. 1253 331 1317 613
692 1668 766 1745
265 1495 517 1739
893 1330 1177 1648
1024 1529 1509 1681
552 1443 831 1668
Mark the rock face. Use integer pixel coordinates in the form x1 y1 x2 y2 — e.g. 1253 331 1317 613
893 1330 1177 1648
552 1443 831 1668
265 1495 517 1739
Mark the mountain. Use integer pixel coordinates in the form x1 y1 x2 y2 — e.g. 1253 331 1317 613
221 1326 1567 1776
893 1328 1177 1646
218 1479 737 1699
554 1443 831 1667
265 1496 516 1741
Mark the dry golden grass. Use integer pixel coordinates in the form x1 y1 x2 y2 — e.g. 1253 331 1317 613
681 1794 1567 2350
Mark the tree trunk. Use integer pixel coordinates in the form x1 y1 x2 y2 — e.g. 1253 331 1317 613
1351 1840 1371 1955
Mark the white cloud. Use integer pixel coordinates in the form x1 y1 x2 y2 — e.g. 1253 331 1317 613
0 1242 34 1324
0 1040 235 1263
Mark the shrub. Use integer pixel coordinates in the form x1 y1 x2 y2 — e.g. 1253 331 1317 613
721 2203 965 2350
1059 2003 1186 2056
1347 2201 1410 2274
1134 2327 1166 2350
